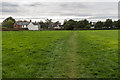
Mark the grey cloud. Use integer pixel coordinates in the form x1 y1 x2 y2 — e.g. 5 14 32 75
2 8 18 12
2 2 19 7
2 2 20 13
57 12 92 16
60 2 87 9
25 3 44 7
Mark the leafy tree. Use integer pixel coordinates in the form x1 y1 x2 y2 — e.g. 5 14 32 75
55 21 60 24
77 21 84 29
2 20 14 28
2 17 15 28
85 24 91 29
3 16 15 23
113 21 118 28
83 19 89 26
64 19 76 30
105 19 113 28
45 19 53 29
77 19 89 29
95 21 104 29
117 19 120 29
114 19 120 29
39 21 46 29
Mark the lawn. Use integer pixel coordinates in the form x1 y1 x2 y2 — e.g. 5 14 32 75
2 30 118 78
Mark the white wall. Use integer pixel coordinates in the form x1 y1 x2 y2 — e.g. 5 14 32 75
27 23 39 30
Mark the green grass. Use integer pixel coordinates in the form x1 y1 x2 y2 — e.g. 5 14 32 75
2 30 118 78
0 31 1 79
76 30 118 78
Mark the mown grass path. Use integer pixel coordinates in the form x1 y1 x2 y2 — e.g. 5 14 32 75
66 31 78 78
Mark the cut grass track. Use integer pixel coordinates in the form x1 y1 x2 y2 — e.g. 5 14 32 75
2 30 118 78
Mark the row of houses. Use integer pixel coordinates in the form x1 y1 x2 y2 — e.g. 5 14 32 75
13 20 62 30
14 20 41 30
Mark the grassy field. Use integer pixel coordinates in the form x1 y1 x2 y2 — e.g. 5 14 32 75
2 30 118 78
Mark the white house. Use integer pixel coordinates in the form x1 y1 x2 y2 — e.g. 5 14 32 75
27 22 41 30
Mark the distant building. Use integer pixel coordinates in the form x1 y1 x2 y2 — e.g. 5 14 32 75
13 20 41 30
13 21 30 28
53 25 61 30
27 22 40 30
48 23 61 30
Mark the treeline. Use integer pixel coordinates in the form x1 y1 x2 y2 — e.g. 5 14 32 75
1 17 120 30
63 19 119 30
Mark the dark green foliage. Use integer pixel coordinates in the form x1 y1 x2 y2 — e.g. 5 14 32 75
39 21 46 28
2 17 15 28
63 19 90 30
64 19 77 30
105 19 113 28
77 19 89 29
95 21 104 29
2 20 14 28
62 19 119 30
3 17 15 23
85 24 91 29
113 19 120 29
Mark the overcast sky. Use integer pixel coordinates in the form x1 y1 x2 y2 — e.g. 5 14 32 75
0 0 119 22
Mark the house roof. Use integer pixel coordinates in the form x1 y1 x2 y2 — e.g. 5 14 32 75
15 21 40 26
16 22 30 25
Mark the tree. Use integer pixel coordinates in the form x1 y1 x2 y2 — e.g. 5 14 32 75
2 20 14 28
95 21 104 29
54 21 60 25
117 19 120 29
3 16 15 23
113 21 118 28
105 19 113 28
45 19 53 29
83 19 89 27
63 19 76 30
84 24 91 29
2 17 15 28
39 21 46 28
77 19 89 29
114 19 120 29
77 21 84 29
